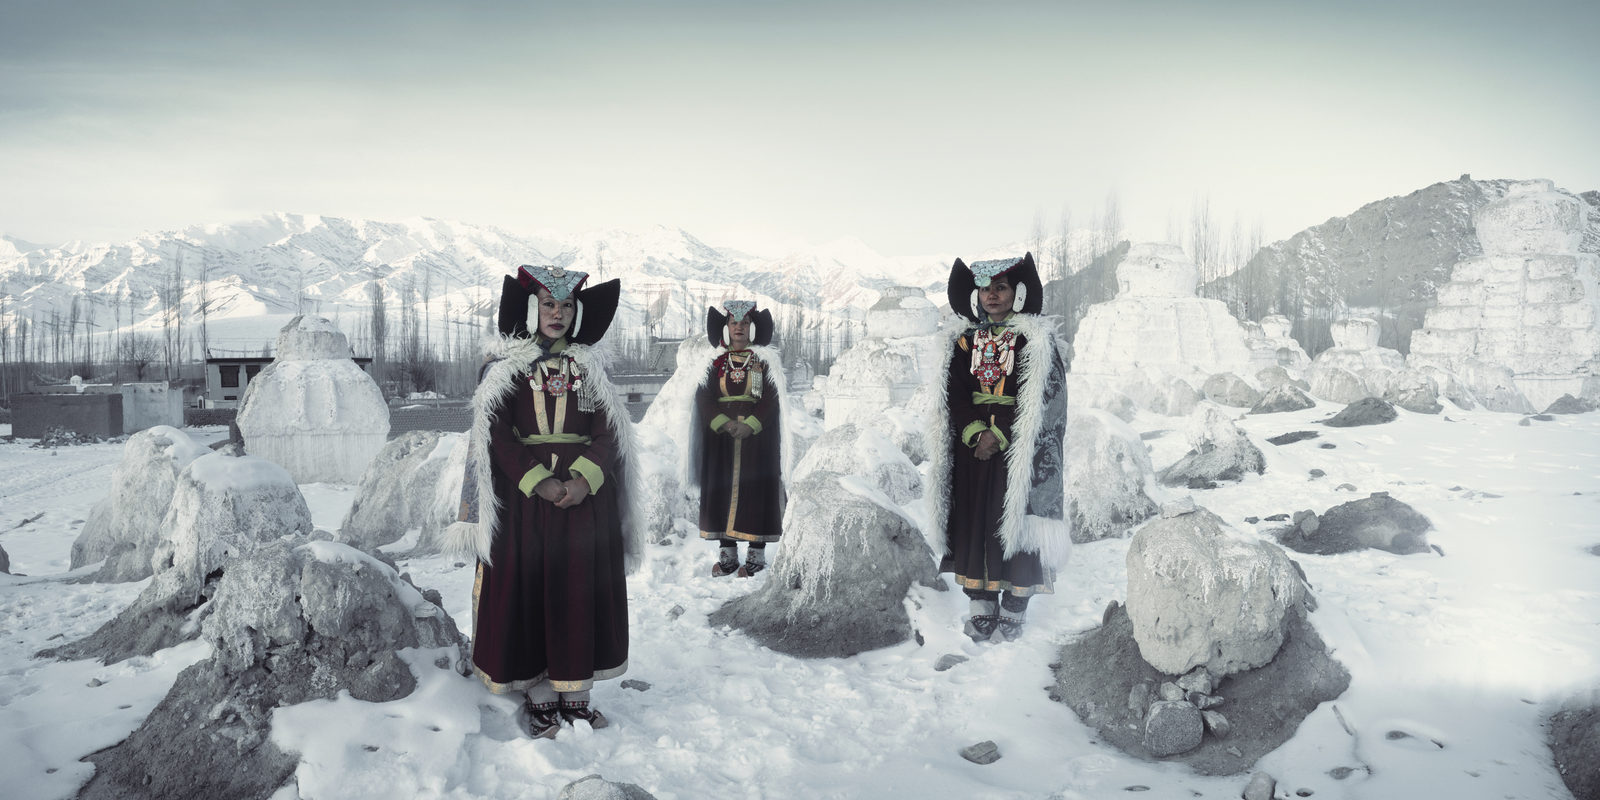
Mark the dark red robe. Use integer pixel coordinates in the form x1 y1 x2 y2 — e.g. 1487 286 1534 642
695 349 784 542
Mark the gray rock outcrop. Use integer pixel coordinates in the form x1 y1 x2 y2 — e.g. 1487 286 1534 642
1380 369 1443 414
75 538 463 800
339 430 462 553
1248 384 1315 415
559 775 660 800
1202 372 1261 408
1323 397 1398 427
795 422 921 505
1158 408 1265 488
0 542 8 574
708 471 941 658
70 425 211 582
1548 696 1600 800
1067 410 1158 543
1125 506 1307 677
1276 493 1433 556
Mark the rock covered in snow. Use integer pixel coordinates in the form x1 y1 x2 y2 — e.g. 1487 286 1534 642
1410 180 1600 411
70 425 211 582
1066 410 1158 543
339 431 462 554
1276 493 1433 555
1242 315 1311 375
1323 397 1398 427
1379 369 1443 414
0 542 8 574
796 422 922 505
1548 695 1600 800
708 470 941 658
1308 365 1369 405
1201 372 1261 408
1248 384 1315 415
1071 244 1255 384
558 775 660 800
1125 506 1308 676
75 538 463 800
1545 393 1600 414
1067 375 1138 421
821 336 937 431
236 315 389 483
1157 408 1265 488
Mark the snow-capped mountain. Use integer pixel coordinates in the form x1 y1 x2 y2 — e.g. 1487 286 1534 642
0 213 951 364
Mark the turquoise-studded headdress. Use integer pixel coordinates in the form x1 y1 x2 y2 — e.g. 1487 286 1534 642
497 264 622 345
705 299 774 348
946 252 1043 322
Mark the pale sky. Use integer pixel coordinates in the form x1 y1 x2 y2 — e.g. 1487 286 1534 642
2 0 1597 257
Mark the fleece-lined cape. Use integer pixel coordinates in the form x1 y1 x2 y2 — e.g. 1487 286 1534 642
925 311 1070 568
443 333 646 573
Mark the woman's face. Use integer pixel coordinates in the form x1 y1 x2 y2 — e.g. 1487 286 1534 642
978 277 1015 319
535 288 575 339
727 318 751 349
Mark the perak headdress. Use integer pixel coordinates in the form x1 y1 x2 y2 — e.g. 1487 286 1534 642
705 299 774 348
497 264 621 345
946 252 1043 323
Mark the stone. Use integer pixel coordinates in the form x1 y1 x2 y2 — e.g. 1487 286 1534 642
1277 494 1432 555
960 740 1001 765
1248 384 1316 415
621 679 652 691
1143 701 1203 757
1158 682 1186 702
1203 372 1262 408
1308 469 1325 479
934 654 969 672
1266 430 1319 446
1161 497 1198 518
708 471 942 658
1176 668 1213 696
1382 369 1443 414
1549 699 1600 800
1128 682 1151 713
559 774 660 800
795 422 922 505
1125 508 1307 676
1242 772 1276 800
1323 397 1398 427
0 543 9 575
1336 483 1356 491
339 431 462 554
1067 410 1159 543
1545 394 1599 414
1307 365 1369 405
1158 408 1266 488
1202 710 1232 738
69 426 211 582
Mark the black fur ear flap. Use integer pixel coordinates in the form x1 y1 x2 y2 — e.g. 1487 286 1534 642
706 306 729 348
946 258 979 323
1016 252 1044 315
752 308 775 347
569 278 620 345
498 274 531 338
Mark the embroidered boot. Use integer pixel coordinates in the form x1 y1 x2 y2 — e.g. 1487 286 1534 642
736 547 766 578
963 597 999 643
517 699 562 740
997 606 1026 642
559 699 610 729
712 546 739 577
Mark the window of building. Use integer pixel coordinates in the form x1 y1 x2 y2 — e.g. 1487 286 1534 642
220 364 241 388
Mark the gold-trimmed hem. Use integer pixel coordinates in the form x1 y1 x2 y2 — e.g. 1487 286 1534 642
699 529 781 543
951 573 1055 597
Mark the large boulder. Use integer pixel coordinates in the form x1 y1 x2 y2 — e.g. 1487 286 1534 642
75 538 463 800
1549 696 1600 800
708 471 941 658
339 431 462 553
795 422 921 505
1151 377 1202 417
69 426 211 582
1125 505 1307 677
1308 365 1369 404
40 453 314 665
237 315 389 483
1544 394 1599 415
1247 384 1315 415
1158 408 1265 488
1322 397 1398 428
1276 493 1433 555
1381 369 1443 414
0 542 8 574
1066 410 1158 543
1202 372 1261 408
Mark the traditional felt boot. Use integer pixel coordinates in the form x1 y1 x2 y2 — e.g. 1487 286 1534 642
559 699 610 729
516 698 562 740
711 546 739 577
736 547 766 578
997 604 1026 642
963 597 999 643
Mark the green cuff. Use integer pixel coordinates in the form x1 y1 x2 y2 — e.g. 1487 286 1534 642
991 426 1010 452
570 456 605 494
710 413 733 432
519 464 555 497
743 416 763 435
961 420 990 447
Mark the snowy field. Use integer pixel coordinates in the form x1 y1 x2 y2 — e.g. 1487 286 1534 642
1 406 1598 800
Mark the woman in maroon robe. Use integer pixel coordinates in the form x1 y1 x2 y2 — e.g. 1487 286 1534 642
447 264 643 739
694 300 785 577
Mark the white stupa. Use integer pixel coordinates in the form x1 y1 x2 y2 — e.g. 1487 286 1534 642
1242 314 1311 376
820 286 941 430
1410 180 1600 411
1070 243 1255 384
237 315 390 483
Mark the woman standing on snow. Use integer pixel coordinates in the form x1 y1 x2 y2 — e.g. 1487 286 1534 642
928 253 1069 643
447 264 643 739
692 300 786 578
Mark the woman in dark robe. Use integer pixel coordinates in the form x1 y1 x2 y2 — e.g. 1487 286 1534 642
928 253 1069 643
693 300 785 577
446 264 643 739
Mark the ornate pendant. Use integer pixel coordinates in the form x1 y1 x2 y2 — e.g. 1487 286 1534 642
970 328 1015 390
544 371 570 396
729 368 747 383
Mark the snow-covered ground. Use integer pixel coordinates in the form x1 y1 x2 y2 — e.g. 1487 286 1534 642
1 406 1597 799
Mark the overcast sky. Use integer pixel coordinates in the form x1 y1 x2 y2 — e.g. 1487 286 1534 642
2 0 1597 257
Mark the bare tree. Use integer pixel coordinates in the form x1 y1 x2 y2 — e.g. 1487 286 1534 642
369 276 388 388
125 333 162 380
